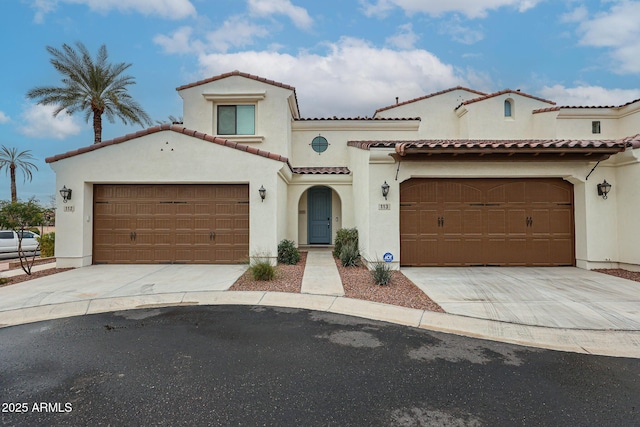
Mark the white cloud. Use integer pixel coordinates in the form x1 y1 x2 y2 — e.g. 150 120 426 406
155 17 270 54
31 0 196 22
385 23 419 49
560 5 588 23
440 16 484 44
0 111 10 124
574 1 640 73
360 0 543 19
205 16 270 53
539 84 640 107
154 26 204 54
248 0 313 30
19 104 83 140
196 37 470 117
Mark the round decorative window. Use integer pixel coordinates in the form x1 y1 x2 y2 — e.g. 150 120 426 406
311 136 329 154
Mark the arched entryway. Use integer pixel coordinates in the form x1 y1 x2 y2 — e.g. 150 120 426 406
297 186 343 245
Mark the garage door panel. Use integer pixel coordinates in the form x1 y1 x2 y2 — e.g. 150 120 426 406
400 178 574 266
93 184 249 264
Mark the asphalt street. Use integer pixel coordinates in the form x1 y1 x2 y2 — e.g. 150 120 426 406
0 306 638 426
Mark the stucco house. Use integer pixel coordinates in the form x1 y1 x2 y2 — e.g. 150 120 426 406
46 71 640 271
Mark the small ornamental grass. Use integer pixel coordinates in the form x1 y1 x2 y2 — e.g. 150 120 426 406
371 261 393 286
339 241 360 267
333 228 358 258
277 239 301 265
249 254 276 281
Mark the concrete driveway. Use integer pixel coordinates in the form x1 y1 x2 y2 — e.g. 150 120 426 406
403 267 640 330
0 264 247 312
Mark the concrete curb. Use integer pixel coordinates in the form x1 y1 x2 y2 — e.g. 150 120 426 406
0 291 638 359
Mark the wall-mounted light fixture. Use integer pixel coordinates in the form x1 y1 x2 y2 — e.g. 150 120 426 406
597 180 611 200
259 185 266 202
381 181 390 200
59 185 72 203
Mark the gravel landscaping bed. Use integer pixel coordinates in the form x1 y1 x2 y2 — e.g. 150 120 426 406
593 269 640 283
229 252 307 293
335 259 445 312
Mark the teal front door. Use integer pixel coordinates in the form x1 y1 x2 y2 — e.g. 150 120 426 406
308 187 332 244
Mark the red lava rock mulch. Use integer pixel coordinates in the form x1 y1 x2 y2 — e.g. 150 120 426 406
593 269 640 283
0 268 74 288
335 259 445 312
229 252 307 293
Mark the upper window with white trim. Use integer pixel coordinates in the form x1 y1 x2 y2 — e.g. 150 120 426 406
504 99 513 118
217 105 255 135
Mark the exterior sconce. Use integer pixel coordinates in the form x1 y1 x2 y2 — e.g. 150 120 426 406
259 185 266 202
59 186 72 203
381 181 390 200
597 180 611 200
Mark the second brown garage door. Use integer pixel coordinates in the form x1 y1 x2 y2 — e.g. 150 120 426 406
400 178 574 266
93 184 249 264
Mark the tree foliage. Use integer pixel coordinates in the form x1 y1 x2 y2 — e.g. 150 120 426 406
0 199 44 275
26 42 152 144
0 146 38 203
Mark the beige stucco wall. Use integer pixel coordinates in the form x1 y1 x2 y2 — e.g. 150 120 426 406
614 149 640 269
179 75 295 158
374 89 482 139
50 131 285 267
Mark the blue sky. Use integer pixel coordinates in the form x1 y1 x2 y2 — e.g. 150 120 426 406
1 0 640 202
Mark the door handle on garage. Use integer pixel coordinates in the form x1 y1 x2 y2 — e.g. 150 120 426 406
210 231 215 240
133 231 136 241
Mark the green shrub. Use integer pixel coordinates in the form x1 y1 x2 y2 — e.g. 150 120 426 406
339 241 360 267
38 232 55 257
371 261 393 286
249 255 276 281
277 239 301 265
333 228 358 258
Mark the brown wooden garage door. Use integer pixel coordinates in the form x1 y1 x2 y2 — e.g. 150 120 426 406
400 179 574 266
93 184 249 264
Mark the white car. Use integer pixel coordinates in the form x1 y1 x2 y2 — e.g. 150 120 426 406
0 230 40 258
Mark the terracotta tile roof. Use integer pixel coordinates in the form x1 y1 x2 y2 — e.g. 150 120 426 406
532 107 562 114
291 167 351 175
175 70 301 117
348 137 631 154
457 89 556 110
45 124 290 164
375 86 488 114
534 98 640 113
621 134 640 149
176 70 296 92
294 117 420 121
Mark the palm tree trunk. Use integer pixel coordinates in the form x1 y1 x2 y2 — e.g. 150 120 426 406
10 163 17 202
93 109 103 144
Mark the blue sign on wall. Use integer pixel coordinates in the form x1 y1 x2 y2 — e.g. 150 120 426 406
383 252 394 263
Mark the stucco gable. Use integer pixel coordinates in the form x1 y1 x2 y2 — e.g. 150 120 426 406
45 124 290 164
457 89 556 110
374 86 487 115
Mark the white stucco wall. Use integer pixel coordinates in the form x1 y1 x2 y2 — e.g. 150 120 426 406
374 89 483 139
179 75 295 158
460 94 553 139
614 149 640 269
49 131 285 267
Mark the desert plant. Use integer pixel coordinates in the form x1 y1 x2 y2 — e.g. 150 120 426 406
277 239 300 265
339 241 360 267
249 255 276 281
38 232 55 257
333 227 358 258
371 261 393 286
0 199 44 275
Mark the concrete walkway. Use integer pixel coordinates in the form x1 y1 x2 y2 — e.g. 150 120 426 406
0 262 638 358
300 250 344 296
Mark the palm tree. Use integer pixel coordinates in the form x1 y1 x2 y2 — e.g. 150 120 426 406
26 42 152 144
0 146 38 202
